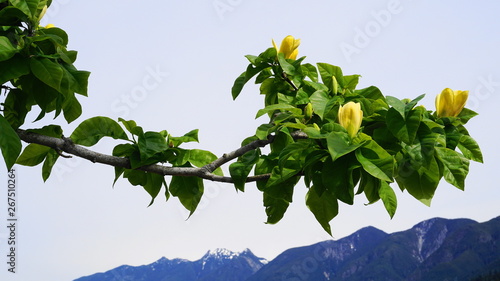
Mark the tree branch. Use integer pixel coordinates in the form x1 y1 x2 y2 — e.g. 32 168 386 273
16 129 308 184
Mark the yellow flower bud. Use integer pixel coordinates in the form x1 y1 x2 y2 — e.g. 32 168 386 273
45 24 55 29
331 76 338 94
435 88 469 118
272 35 300 60
338 102 363 138
304 103 313 120
39 5 48 21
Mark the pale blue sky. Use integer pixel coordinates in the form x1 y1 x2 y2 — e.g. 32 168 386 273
1 1 499 280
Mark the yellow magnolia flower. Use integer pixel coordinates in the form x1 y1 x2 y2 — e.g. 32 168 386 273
435 88 469 118
272 35 300 60
338 102 363 138
45 24 56 29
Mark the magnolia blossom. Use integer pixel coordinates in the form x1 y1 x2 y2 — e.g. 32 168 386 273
435 88 469 118
272 35 300 60
338 102 363 138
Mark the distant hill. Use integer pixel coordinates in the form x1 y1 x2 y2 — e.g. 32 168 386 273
74 216 500 281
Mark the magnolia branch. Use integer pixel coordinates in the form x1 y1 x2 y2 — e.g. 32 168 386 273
16 129 307 184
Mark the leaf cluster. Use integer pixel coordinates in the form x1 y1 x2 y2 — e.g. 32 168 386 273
0 0 89 169
230 47 483 234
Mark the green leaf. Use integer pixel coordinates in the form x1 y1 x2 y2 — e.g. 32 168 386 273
306 186 338 235
355 134 394 182
0 37 18 62
386 106 423 144
301 63 318 82
395 153 441 206
42 149 59 182
360 172 381 204
138 131 169 161
0 6 30 26
168 129 199 147
0 55 30 84
2 89 31 129
30 57 64 91
170 175 204 217
326 131 363 162
263 194 290 224
118 118 143 136
457 135 483 163
61 94 82 123
0 114 22 170
309 90 330 119
229 162 253 192
16 143 51 166
10 0 38 19
317 63 344 90
386 96 406 116
143 172 166 206
457 108 478 124
379 182 397 218
321 156 358 205
256 104 302 119
187 149 223 176
435 147 469 190
232 63 270 100
277 53 295 75
70 116 129 146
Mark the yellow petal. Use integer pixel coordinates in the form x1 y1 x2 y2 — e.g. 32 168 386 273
451 90 468 116
338 102 363 138
273 35 300 60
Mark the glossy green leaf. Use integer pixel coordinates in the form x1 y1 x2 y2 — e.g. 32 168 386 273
0 6 30 26
457 135 483 163
326 131 363 162
317 63 344 90
16 125 62 167
0 36 17 62
379 181 397 218
309 90 330 120
187 149 223 176
229 162 253 192
138 131 169 160
0 55 30 84
232 63 270 100
168 129 198 147
3 89 31 129
263 194 289 224
306 186 338 236
42 149 59 182
395 153 441 206
143 172 166 206
16 143 51 166
277 53 295 75
360 172 380 203
435 147 469 190
301 63 318 82
170 175 204 217
10 0 38 19
70 116 129 146
61 94 82 123
386 106 423 144
256 104 301 119
355 134 394 182
0 114 22 170
30 57 64 91
321 156 358 205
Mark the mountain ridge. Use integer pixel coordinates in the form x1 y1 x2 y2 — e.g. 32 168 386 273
74 216 500 281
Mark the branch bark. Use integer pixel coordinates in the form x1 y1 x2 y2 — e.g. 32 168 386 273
16 129 308 184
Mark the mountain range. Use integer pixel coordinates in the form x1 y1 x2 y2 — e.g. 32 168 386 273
74 216 500 281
